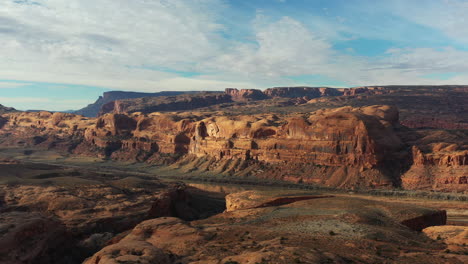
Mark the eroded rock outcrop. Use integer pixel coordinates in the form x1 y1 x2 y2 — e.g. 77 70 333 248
0 212 68 264
263 86 343 98
400 129 468 192
0 163 225 264
84 194 457 264
423 226 468 245
0 104 466 191
423 226 468 255
186 105 404 188
99 92 232 115
83 240 172 264
225 190 333 211
87 86 468 134
0 104 16 114
225 88 268 101
0 182 222 236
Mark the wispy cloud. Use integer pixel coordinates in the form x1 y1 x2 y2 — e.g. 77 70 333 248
0 97 92 111
0 81 30 89
0 0 467 111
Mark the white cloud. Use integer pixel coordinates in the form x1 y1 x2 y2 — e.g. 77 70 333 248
0 82 30 89
1 0 468 101
201 16 333 79
389 0 468 44
199 14 468 86
0 0 227 91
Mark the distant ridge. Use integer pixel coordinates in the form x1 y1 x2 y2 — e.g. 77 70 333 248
0 104 16 114
73 91 200 117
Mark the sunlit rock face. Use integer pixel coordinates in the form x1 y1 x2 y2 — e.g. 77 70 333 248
83 194 452 264
0 103 466 191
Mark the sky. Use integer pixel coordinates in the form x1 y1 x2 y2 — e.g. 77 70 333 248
1 0 468 110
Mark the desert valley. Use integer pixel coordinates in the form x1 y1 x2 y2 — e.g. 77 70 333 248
2 1 468 263
0 86 467 263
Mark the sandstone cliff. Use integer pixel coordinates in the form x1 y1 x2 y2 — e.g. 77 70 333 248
225 88 268 101
399 129 468 192
0 104 466 191
99 92 232 115
264 86 343 98
95 86 468 134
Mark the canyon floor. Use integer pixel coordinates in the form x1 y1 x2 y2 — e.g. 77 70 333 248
0 147 467 264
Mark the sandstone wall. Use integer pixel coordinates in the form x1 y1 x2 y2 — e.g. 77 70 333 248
0 105 466 191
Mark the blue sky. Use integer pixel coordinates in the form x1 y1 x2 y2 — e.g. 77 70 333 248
1 0 468 110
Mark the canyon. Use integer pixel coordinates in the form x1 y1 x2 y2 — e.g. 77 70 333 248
0 156 466 264
0 103 466 192
0 86 467 263
84 193 459 264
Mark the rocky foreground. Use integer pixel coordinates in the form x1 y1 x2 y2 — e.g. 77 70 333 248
0 160 226 263
83 190 466 264
1 165 466 264
0 103 466 192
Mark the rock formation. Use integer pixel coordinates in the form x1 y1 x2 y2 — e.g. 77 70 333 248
1 103 466 191
0 212 69 264
0 161 226 264
98 92 232 115
264 86 343 98
84 193 456 264
225 88 268 101
0 104 16 114
399 129 468 192
0 182 223 236
0 105 406 189
73 91 198 117
90 86 468 133
423 225 468 254
225 190 334 212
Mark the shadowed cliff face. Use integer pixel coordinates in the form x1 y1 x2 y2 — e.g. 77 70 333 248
0 104 466 191
73 91 200 117
0 161 226 264
96 87 371 116
0 104 16 114
98 92 232 116
264 86 344 98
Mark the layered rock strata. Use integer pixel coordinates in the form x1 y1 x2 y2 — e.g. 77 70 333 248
74 91 197 117
99 92 232 115
0 105 466 191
